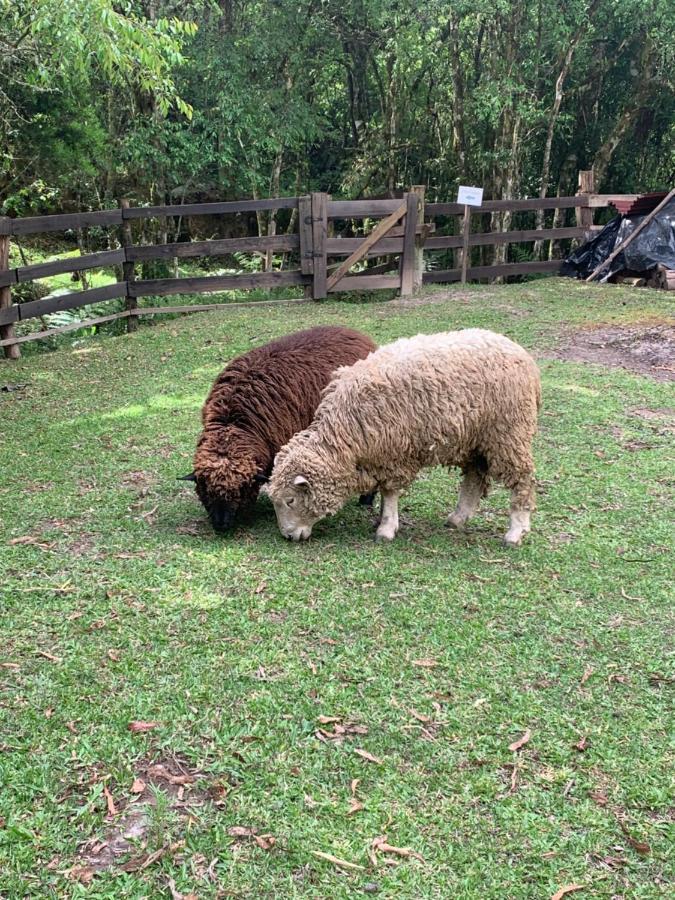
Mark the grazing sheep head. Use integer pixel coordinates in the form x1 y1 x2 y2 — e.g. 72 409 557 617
267 457 352 542
178 455 268 533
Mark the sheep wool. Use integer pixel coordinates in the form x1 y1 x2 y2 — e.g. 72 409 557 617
268 329 541 546
187 325 376 531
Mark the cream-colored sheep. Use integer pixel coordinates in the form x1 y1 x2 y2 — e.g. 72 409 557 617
267 329 541 546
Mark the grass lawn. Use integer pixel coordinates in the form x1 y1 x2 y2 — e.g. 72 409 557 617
0 279 673 899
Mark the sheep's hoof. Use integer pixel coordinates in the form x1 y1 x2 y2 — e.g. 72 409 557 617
445 514 466 530
375 527 397 542
502 531 526 548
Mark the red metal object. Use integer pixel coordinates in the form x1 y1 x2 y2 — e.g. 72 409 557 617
610 192 668 216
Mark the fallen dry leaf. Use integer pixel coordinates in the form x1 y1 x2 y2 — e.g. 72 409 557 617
1 662 20 670
227 826 275 850
44 708 54 719
354 749 383 765
348 797 364 815
127 721 160 733
146 764 195 785
574 736 589 752
102 783 117 816
412 658 438 668
580 666 594 685
551 885 584 900
508 729 531 752
35 650 61 663
65 721 78 735
107 649 121 662
64 864 95 884
167 878 199 900
131 778 146 794
618 819 651 855
409 708 432 723
9 535 54 549
317 715 341 725
311 850 365 871
254 580 268 594
371 835 424 862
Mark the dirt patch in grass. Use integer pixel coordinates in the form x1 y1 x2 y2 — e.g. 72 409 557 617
553 322 675 381
75 755 213 878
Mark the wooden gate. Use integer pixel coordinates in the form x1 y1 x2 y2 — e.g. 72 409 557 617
299 188 427 299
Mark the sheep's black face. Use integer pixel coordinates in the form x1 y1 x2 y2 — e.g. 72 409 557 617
178 466 267 533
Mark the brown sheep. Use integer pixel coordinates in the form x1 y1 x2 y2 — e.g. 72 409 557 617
179 325 376 531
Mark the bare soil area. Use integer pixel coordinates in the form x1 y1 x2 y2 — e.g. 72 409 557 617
552 322 675 381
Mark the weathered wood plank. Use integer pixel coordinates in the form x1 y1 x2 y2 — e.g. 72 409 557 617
327 199 405 219
298 196 314 276
122 198 299 219
423 260 562 283
0 269 18 288
127 234 299 261
0 304 19 326
326 237 404 256
15 249 125 283
328 275 400 293
129 270 308 299
326 201 407 292
19 282 128 320
0 311 130 347
131 297 313 316
0 228 20 357
426 226 594 250
311 193 328 299
1 210 123 235
119 199 137 332
427 197 589 216
400 193 418 296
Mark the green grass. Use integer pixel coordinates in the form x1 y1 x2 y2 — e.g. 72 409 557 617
1 279 673 899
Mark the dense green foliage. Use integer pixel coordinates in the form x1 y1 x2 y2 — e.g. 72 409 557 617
1 0 673 218
1 282 673 896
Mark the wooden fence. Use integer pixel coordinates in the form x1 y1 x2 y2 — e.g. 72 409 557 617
0 170 630 359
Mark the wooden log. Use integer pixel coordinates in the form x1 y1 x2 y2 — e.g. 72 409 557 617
586 187 675 282
400 192 419 297
129 270 308 299
311 193 328 299
327 199 406 219
119 200 137 332
427 196 588 216
327 275 400 293
423 259 562 283
0 209 123 236
298 195 314 300
0 311 130 347
19 282 127 320
121 198 298 219
14 249 125 282
426 225 600 250
326 201 407 292
0 224 20 358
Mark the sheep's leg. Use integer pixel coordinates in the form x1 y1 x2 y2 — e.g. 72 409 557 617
358 491 377 508
503 474 535 547
446 465 489 530
375 489 400 542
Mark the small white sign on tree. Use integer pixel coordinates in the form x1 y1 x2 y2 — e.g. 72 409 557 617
457 185 484 207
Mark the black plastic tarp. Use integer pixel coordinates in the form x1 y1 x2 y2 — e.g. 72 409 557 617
561 196 675 281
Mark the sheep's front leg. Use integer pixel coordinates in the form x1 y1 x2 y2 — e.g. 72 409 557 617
503 475 535 547
375 489 400 542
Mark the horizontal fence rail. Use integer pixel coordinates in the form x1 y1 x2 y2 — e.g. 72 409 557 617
1 171 638 358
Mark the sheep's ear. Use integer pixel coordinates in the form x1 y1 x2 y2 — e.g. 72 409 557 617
293 474 310 490
177 472 197 482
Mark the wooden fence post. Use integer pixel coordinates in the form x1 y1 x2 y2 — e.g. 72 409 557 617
575 169 595 236
0 220 20 359
460 205 471 284
298 195 314 299
119 200 138 332
412 185 426 292
310 192 328 300
400 191 419 296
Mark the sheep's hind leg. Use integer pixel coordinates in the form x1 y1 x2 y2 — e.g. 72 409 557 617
375 489 400 542
446 464 489 530
503 474 535 547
